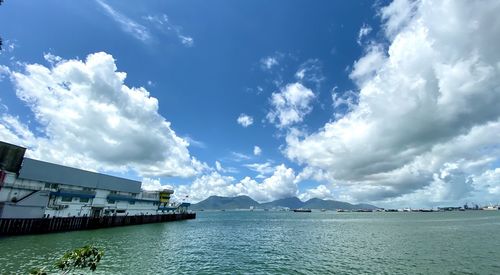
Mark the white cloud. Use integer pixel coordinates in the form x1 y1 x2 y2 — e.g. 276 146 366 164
260 56 278 70
230 151 252 162
349 44 385 85
331 89 358 119
379 0 417 38
96 0 151 42
473 168 500 198
183 135 206 148
141 178 173 191
267 82 315 128
294 59 324 87
43 53 63 65
298 185 334 201
244 161 274 177
253 145 262 156
357 23 373 45
0 52 205 178
143 14 194 47
237 113 254 127
286 0 500 206
213 160 238 174
0 40 18 55
0 65 11 81
176 164 298 203
179 35 194 47
215 161 223 172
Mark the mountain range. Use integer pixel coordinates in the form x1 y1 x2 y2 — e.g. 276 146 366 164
190 195 378 210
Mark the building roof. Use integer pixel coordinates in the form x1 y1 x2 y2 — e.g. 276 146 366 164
18 158 142 193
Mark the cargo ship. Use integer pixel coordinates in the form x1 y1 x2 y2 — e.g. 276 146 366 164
0 141 195 236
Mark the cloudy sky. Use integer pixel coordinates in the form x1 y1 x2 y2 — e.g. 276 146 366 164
1 0 499 207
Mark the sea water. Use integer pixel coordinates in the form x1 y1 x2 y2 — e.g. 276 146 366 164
0 211 499 274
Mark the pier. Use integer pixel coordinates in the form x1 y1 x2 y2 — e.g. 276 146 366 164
0 213 196 236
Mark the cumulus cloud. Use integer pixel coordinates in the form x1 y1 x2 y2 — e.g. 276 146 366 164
244 161 274 178
349 44 385 85
176 164 298 203
253 145 262 156
267 82 315 128
286 0 500 205
0 52 205 177
298 185 334 201
96 0 151 42
237 113 254 127
379 0 417 38
141 178 173 191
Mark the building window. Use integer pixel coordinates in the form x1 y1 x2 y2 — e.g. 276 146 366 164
107 199 115 204
61 197 72 202
80 197 90 203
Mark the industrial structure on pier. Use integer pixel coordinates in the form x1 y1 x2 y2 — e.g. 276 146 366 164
0 141 194 234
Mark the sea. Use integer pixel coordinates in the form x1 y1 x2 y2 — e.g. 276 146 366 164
0 210 499 274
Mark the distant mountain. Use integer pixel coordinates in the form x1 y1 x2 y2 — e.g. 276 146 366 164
260 197 303 209
190 195 259 210
191 196 378 210
303 198 378 210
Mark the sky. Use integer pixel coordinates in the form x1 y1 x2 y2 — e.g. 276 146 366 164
1 0 500 208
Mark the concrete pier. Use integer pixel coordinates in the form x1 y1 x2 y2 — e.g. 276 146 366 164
0 213 196 236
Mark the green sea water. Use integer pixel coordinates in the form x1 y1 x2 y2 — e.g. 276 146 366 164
1 211 499 274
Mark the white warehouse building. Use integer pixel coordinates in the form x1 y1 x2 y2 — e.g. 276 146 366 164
0 141 185 219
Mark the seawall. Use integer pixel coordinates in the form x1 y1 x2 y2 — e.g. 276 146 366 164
0 213 196 236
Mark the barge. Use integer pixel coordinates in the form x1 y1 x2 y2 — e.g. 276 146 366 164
0 141 195 236
293 208 312 212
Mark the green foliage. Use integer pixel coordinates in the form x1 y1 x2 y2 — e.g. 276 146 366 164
29 267 47 275
55 245 104 272
29 245 104 274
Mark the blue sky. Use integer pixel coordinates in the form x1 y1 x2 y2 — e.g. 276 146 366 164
1 0 500 207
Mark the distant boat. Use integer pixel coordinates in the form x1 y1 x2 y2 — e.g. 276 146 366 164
320 209 327 212
482 205 499 211
249 206 254 211
293 208 311 213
